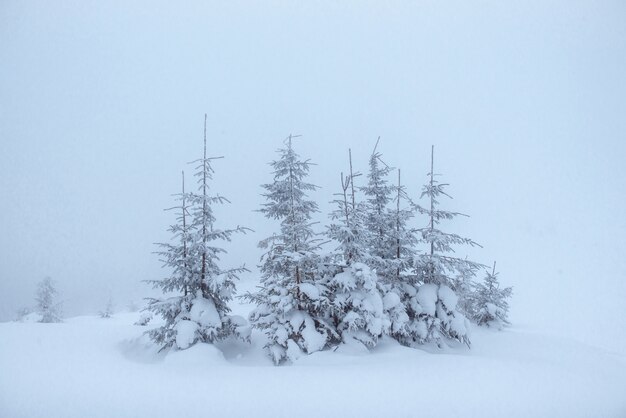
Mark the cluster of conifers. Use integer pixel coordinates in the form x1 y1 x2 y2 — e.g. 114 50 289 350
146 116 512 365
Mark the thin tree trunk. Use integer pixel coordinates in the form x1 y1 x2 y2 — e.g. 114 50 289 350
349 149 356 211
429 145 435 283
396 169 401 280
287 135 301 305
182 170 188 297
342 173 350 226
341 171 352 263
201 114 208 298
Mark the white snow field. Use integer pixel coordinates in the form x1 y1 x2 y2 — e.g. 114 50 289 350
1 311 625 418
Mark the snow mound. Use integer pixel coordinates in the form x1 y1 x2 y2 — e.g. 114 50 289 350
331 270 355 290
164 342 226 368
1 315 625 417
301 316 327 354
299 283 320 300
438 285 459 310
175 320 198 350
416 284 438 316
16 312 44 323
189 297 222 328
383 292 401 310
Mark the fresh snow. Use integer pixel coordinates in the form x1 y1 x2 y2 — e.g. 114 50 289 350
382 292 401 310
174 320 198 350
416 283 438 316
1 310 625 418
189 297 221 329
299 315 327 353
332 270 356 290
438 285 458 310
298 283 320 300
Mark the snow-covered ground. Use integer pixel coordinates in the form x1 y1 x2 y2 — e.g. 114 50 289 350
1 309 624 418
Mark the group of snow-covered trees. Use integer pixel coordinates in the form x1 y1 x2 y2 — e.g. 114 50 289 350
147 122 512 364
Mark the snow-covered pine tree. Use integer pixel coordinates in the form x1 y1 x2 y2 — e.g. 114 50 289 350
411 146 483 347
147 116 249 351
360 138 397 279
15 307 33 322
361 141 421 343
326 149 389 349
98 298 113 318
385 169 420 343
450 261 482 319
327 149 367 265
390 170 419 282
245 135 332 365
99 298 114 318
185 118 250 345
146 171 194 348
470 262 512 329
35 277 62 323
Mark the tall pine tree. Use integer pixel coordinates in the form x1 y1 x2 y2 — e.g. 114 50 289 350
326 149 389 349
385 169 419 343
245 135 333 364
147 115 249 351
411 146 482 347
360 140 418 342
360 139 397 279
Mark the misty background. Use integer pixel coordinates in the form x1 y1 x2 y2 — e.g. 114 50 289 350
1 1 625 352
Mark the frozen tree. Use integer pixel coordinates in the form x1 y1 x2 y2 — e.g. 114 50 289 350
327 263 389 348
147 116 249 351
357 140 418 342
450 261 482 319
471 262 512 329
384 169 420 342
15 307 33 322
99 298 114 318
326 150 389 348
35 277 62 323
389 170 419 283
146 171 194 348
410 146 483 347
245 135 333 365
327 149 367 265
360 138 398 279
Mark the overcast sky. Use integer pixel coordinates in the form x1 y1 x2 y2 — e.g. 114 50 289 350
1 0 625 351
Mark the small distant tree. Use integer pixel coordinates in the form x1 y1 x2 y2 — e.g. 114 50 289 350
245 135 332 365
471 262 512 329
15 307 33 322
99 298 114 318
36 277 62 323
